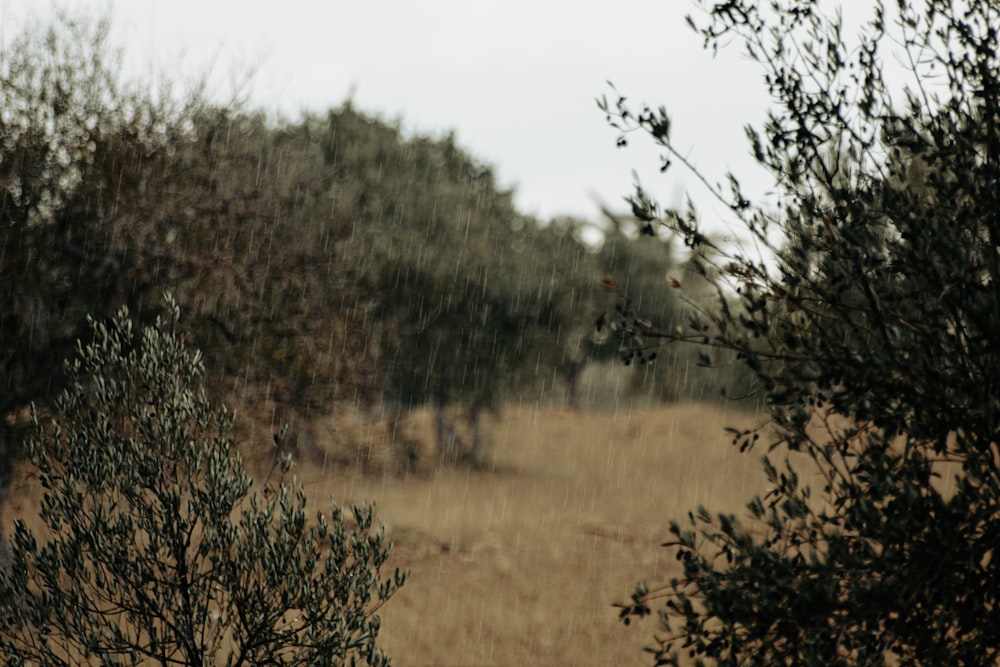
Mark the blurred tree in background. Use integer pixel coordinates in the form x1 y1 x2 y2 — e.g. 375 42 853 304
0 12 207 536
513 215 611 410
592 206 758 405
609 0 1000 664
1 8 683 488
323 117 578 463
0 10 559 474
0 6 746 494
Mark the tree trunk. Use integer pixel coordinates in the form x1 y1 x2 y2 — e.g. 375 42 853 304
467 403 484 468
564 363 583 411
434 358 463 461
435 404 463 462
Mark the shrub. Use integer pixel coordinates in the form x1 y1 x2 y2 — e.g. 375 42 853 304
607 0 1000 664
0 295 405 666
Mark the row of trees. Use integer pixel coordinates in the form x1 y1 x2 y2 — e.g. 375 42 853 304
0 11 751 484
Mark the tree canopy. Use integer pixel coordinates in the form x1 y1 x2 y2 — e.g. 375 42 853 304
607 0 1000 664
0 9 718 487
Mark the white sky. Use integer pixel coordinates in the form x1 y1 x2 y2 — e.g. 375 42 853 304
8 0 778 237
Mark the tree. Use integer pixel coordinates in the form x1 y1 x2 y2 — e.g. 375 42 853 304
334 120 599 461
588 206 758 407
0 6 605 479
605 1 1000 664
338 125 527 461
0 10 208 527
0 295 405 666
514 215 611 410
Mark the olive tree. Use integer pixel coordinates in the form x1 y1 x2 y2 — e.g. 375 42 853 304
604 1 1000 665
0 10 207 527
0 295 405 666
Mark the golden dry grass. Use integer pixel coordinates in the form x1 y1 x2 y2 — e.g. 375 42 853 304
297 402 770 667
2 401 773 667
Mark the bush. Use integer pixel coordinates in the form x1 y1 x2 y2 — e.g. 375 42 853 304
0 295 405 666
607 1 1000 664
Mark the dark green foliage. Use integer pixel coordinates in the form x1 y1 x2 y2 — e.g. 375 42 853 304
0 11 206 541
332 119 533 415
0 295 404 666
513 216 613 408
609 1 1000 664
135 107 385 413
0 8 610 470
0 12 183 411
290 109 612 458
592 207 758 405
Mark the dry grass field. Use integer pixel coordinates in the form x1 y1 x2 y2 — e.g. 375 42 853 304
2 401 775 667
299 402 771 667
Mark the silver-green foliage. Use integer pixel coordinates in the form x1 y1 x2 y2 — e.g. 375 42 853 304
0 11 192 228
0 295 405 666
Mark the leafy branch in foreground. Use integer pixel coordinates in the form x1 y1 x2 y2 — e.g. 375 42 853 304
0 294 406 666
606 1 1000 665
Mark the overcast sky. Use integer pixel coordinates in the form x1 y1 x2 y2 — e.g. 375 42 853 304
8 0 778 237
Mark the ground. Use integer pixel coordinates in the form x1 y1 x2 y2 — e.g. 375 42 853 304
300 402 770 666
2 401 772 667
